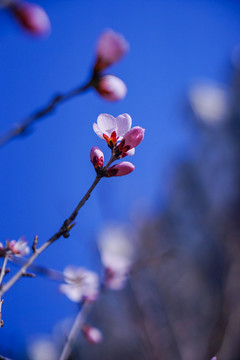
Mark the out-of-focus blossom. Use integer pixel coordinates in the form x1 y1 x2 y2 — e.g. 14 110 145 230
59 266 99 303
90 146 104 168
93 113 132 148
189 82 229 124
211 357 217 360
10 2 51 36
106 161 135 177
0 243 5 257
9 237 30 256
95 75 127 101
94 29 129 72
28 336 58 360
118 126 145 153
98 225 134 290
82 325 103 344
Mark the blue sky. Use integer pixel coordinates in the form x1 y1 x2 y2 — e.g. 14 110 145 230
0 0 240 356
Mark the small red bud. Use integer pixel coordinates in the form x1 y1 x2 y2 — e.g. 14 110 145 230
90 147 104 168
106 162 135 177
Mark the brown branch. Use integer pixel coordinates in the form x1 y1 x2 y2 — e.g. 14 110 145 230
0 155 115 297
59 302 91 360
0 81 92 148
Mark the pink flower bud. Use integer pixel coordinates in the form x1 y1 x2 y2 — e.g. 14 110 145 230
90 147 104 168
82 325 103 344
11 2 51 36
118 126 145 153
106 162 135 177
95 75 127 101
94 29 129 72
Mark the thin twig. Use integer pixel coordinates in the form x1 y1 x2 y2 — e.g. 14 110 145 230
0 156 115 297
0 354 13 360
32 235 38 253
0 256 8 286
128 280 156 360
59 302 91 360
0 255 8 328
0 81 92 148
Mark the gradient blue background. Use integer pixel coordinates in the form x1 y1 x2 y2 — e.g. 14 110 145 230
0 0 240 356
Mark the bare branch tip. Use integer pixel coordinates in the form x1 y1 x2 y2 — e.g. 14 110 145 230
32 235 38 253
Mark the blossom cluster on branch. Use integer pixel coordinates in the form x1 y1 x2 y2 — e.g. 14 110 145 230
0 23 147 360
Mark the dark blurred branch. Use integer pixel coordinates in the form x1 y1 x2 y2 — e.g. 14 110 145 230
0 81 92 148
60 301 91 360
128 280 156 360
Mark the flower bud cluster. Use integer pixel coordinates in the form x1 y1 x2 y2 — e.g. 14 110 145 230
92 30 129 102
91 113 145 178
8 1 51 36
0 237 30 257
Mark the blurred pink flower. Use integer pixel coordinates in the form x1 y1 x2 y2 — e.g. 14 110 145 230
93 113 132 148
82 325 103 344
59 266 99 303
118 126 145 153
95 75 127 101
106 161 135 177
94 29 129 72
98 225 134 290
90 146 104 168
9 237 30 257
11 2 51 36
189 82 229 125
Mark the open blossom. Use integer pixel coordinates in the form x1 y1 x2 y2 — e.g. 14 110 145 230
94 29 129 72
106 162 135 177
90 147 104 168
93 113 145 157
99 225 134 290
10 2 51 36
95 75 127 101
9 238 30 256
59 266 99 303
93 113 132 148
82 325 103 344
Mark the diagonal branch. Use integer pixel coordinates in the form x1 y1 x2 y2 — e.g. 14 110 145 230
0 80 92 148
0 155 115 297
59 301 91 360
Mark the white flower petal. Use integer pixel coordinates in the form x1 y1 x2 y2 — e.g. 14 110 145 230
97 113 117 136
61 267 99 302
93 123 104 139
63 266 80 283
59 284 83 302
116 113 132 137
126 148 135 156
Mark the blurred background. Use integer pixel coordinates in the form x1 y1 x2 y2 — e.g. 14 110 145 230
1 0 240 359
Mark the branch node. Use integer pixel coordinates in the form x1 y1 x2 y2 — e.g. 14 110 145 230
32 235 39 253
22 272 36 278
